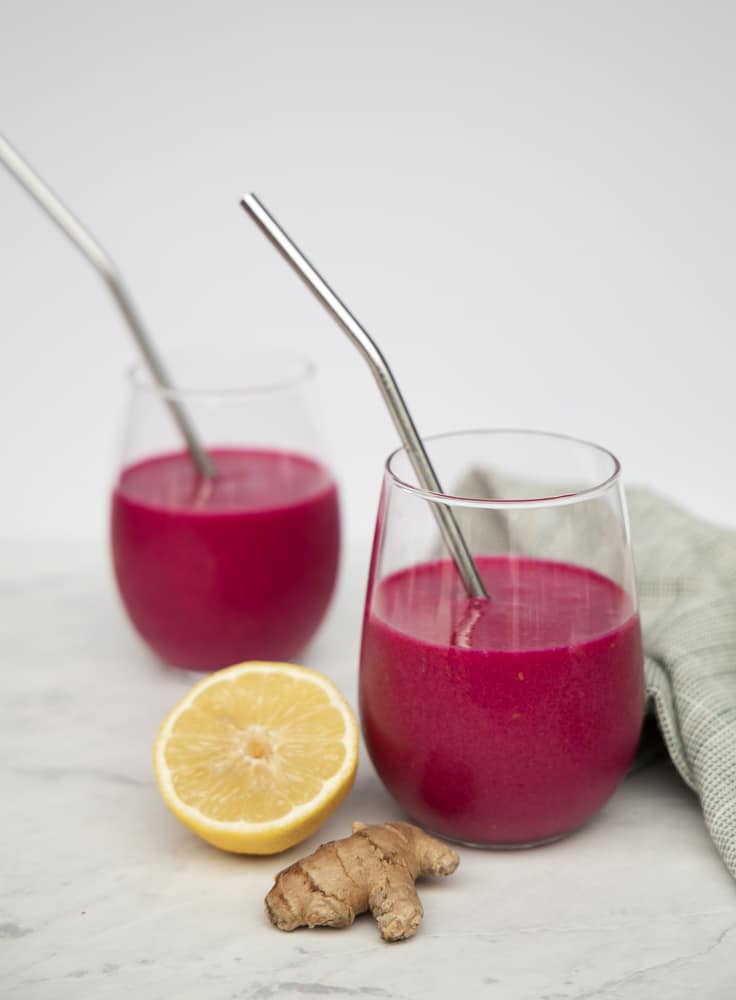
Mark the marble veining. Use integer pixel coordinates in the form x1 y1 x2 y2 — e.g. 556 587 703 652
1 542 735 1000
245 986 395 998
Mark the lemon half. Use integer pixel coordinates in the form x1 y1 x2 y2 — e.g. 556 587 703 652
153 662 358 854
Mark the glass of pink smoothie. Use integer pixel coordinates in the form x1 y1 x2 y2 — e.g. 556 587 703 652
110 353 340 672
359 429 644 847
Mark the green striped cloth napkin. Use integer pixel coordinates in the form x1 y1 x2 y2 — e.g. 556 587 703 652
628 488 736 879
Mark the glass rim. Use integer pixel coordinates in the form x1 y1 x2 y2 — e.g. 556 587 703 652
127 350 317 400
385 428 622 510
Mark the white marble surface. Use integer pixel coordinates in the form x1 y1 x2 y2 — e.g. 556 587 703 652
2 542 735 1000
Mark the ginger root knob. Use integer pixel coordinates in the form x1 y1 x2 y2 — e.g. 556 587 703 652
264 821 460 942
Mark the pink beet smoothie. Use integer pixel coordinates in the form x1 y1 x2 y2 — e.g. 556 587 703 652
111 448 339 671
360 556 643 845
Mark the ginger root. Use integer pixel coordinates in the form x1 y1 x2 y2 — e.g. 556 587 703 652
264 821 459 942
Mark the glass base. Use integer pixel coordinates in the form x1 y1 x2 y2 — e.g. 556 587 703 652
154 657 212 683
425 827 570 851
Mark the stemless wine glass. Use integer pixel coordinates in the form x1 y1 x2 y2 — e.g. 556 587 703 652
359 429 644 847
110 352 340 672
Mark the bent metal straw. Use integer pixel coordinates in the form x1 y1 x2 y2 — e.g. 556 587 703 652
0 135 213 479
240 193 487 600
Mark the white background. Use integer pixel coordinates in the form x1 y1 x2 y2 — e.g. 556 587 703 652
1 0 734 545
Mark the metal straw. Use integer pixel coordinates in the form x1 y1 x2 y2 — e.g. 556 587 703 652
0 135 214 479
240 193 488 600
